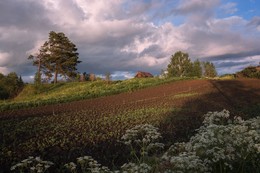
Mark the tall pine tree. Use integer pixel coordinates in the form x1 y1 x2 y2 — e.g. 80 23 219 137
29 31 81 83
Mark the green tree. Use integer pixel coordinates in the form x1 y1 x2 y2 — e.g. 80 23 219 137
28 41 50 84
167 51 192 77
0 72 24 99
29 31 81 84
191 59 202 78
239 66 260 79
203 62 217 77
0 73 8 99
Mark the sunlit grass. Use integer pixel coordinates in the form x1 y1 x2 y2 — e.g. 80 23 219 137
0 77 190 111
172 92 198 99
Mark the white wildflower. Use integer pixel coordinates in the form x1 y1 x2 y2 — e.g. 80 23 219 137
10 156 53 172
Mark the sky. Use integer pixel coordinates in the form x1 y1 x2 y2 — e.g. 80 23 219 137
0 0 260 81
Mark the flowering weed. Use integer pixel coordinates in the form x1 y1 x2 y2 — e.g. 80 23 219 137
10 110 260 173
10 156 54 173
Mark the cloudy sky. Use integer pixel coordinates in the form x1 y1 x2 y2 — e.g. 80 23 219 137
0 0 260 81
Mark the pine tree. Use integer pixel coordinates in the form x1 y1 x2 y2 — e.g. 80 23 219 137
167 51 192 77
29 31 81 84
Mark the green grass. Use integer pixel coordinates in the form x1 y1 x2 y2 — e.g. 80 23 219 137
0 77 189 112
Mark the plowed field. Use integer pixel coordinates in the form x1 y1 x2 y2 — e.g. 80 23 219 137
3 79 259 118
0 79 259 172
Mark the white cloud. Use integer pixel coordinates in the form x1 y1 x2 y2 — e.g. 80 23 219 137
220 2 238 14
111 71 135 80
0 67 9 75
0 51 11 66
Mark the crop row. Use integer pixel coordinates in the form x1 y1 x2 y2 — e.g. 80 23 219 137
0 104 176 171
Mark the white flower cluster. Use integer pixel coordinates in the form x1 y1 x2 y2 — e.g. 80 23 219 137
65 156 111 173
202 109 231 126
65 156 153 173
10 156 54 173
120 162 152 173
162 152 209 173
64 162 77 173
121 124 164 156
162 143 209 173
162 110 260 172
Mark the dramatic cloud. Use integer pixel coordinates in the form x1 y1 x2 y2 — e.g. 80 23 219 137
0 0 260 81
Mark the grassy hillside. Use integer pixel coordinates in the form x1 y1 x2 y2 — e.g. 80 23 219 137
0 77 188 111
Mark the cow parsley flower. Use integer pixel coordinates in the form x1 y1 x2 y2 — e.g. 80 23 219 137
121 162 152 173
10 156 53 173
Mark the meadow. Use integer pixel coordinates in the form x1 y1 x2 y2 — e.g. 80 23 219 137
0 78 259 172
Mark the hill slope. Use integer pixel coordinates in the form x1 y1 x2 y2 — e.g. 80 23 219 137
0 77 183 112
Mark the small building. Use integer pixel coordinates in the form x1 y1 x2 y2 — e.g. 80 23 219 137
134 71 153 78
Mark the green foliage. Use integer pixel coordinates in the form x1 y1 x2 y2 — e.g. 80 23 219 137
167 51 192 77
203 61 217 77
166 52 217 78
191 59 202 77
0 72 24 100
238 66 260 79
29 31 81 84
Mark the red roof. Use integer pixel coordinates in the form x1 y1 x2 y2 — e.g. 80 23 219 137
135 71 153 78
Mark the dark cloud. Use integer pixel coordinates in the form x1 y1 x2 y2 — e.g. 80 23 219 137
248 16 260 26
201 51 260 62
0 0 260 81
0 0 52 31
215 61 251 68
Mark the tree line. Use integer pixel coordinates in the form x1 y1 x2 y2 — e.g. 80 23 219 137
166 51 217 78
28 31 218 85
0 72 24 99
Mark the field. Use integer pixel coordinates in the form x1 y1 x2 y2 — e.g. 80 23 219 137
0 79 259 172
